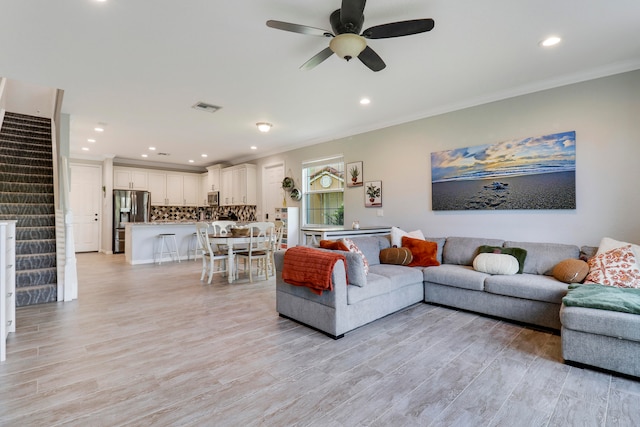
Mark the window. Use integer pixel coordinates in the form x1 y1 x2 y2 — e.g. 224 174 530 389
302 156 344 226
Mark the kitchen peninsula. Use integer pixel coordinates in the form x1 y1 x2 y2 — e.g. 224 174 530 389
125 222 197 265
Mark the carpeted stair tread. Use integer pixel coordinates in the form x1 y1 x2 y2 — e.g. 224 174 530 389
15 283 57 306
0 215 55 227
16 267 57 287
16 239 57 255
0 204 54 216
0 171 54 184
0 181 53 193
16 253 57 270
0 144 53 159
0 192 55 204
15 226 56 241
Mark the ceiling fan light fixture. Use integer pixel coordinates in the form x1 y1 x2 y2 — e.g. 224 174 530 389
256 122 272 133
329 33 366 61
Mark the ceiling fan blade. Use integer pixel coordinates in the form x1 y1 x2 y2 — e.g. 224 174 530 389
300 47 334 70
266 20 333 37
362 19 435 39
340 0 366 30
358 46 386 72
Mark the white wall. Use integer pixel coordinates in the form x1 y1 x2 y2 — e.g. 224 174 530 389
253 70 640 247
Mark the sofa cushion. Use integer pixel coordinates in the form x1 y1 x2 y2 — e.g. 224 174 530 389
423 264 489 291
349 236 388 266
477 245 527 274
443 237 505 266
347 273 394 305
484 274 569 304
473 253 519 275
369 264 424 288
561 304 640 343
553 259 589 283
402 236 440 267
424 237 446 264
504 241 579 275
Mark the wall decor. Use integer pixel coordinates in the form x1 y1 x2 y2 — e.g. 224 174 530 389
347 161 363 187
365 181 382 207
431 130 576 211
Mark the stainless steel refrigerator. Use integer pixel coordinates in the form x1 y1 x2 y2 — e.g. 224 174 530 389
113 190 150 253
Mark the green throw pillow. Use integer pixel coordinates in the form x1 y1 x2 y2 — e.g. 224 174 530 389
478 245 527 274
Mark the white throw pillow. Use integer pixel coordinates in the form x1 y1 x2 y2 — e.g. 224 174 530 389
596 237 640 270
473 253 519 275
390 226 425 248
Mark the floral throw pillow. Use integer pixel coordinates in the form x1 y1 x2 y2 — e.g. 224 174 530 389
584 245 640 288
341 238 369 275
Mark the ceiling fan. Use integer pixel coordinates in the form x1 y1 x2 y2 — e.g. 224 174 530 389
266 0 435 72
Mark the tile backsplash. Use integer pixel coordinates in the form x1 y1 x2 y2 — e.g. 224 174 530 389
150 205 257 222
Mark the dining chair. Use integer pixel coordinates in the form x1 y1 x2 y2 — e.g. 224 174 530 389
234 221 275 282
195 222 229 284
210 220 237 252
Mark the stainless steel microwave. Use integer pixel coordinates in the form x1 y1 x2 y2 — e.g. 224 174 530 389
207 191 220 206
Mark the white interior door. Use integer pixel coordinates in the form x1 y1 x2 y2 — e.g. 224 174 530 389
262 163 284 221
70 164 102 252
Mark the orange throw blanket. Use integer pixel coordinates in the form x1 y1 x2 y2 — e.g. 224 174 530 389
282 247 346 295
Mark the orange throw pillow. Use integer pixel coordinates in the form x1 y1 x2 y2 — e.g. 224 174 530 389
402 236 440 267
319 239 349 252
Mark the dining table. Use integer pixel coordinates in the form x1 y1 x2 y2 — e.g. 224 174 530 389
208 233 252 284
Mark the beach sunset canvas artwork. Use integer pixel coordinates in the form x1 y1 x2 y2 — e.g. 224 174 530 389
431 131 576 210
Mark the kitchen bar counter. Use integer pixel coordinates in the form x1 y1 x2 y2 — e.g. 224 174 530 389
125 222 197 265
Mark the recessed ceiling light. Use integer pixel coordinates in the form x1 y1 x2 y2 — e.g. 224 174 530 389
81 147 89 151
250 146 257 150
188 159 195 163
256 122 272 133
149 146 156 151
360 98 371 105
141 154 148 158
94 127 104 132
540 36 561 47
201 154 208 158
87 138 96 143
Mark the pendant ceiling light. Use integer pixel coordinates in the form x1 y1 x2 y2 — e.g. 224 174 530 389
256 122 272 133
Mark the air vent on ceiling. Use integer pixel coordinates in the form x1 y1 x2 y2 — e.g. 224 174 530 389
192 102 222 113
157 152 170 156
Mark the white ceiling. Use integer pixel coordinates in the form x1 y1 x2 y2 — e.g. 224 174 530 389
2 0 640 170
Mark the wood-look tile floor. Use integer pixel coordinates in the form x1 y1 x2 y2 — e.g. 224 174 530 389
1 253 639 426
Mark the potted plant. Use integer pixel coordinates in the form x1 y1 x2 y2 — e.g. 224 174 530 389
281 177 294 191
366 182 381 202
349 165 360 184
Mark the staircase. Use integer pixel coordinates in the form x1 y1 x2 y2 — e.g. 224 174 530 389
0 112 57 306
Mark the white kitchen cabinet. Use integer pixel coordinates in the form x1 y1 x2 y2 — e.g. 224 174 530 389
199 173 209 206
221 168 233 205
114 167 148 190
166 174 184 205
147 172 167 205
221 164 256 205
1 221 16 362
206 164 223 192
183 174 199 206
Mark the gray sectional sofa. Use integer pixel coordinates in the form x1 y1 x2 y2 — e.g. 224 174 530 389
275 235 581 337
275 234 640 377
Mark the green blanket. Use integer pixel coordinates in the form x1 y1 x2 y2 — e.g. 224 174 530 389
563 284 640 315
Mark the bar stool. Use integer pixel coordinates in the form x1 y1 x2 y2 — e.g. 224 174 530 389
156 233 180 264
187 232 203 261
